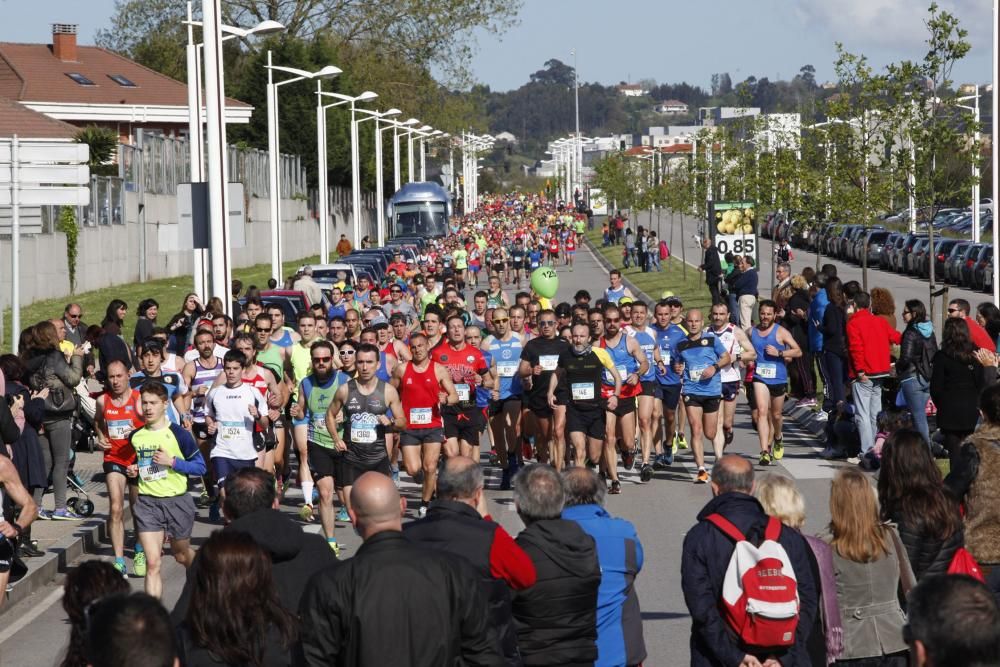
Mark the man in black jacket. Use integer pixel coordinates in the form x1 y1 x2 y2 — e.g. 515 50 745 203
405 456 536 666
512 463 600 666
171 468 336 620
681 455 818 667
298 471 502 667
699 237 724 305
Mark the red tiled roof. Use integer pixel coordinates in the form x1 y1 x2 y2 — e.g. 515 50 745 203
0 95 78 139
0 42 250 108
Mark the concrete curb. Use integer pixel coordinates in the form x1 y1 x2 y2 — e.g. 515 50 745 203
584 236 828 439
3 509 130 612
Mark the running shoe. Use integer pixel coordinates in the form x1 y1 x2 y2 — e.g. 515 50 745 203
661 448 676 466
695 468 710 484
37 509 52 521
113 560 128 578
133 550 147 577
417 503 428 518
676 433 688 449
391 466 400 485
336 506 350 523
488 449 500 466
299 504 315 523
196 490 212 508
639 464 653 482
51 508 82 521
723 429 735 449
208 501 221 523
798 398 818 408
622 447 636 471
521 438 533 462
19 540 43 558
499 466 512 491
328 541 340 558
759 451 772 466
670 436 679 458
609 480 622 495
772 438 785 460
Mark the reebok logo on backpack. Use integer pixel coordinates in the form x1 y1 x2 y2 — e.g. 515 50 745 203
706 514 800 648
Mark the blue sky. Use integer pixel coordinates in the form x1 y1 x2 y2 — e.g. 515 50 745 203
1 0 993 92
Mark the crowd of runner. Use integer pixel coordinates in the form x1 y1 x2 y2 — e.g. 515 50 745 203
1 189 1000 666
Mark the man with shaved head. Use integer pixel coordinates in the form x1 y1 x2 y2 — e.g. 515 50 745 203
680 455 818 667
299 472 502 666
406 456 536 664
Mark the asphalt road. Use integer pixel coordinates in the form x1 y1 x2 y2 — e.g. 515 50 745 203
0 230 849 667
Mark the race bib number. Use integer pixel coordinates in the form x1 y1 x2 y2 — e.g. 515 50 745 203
351 425 377 444
455 383 471 403
138 455 167 482
497 362 518 378
410 407 433 425
571 383 595 400
312 414 329 432
539 355 559 371
107 419 132 440
616 366 629 379
757 362 778 380
689 366 707 382
659 348 671 366
219 420 243 441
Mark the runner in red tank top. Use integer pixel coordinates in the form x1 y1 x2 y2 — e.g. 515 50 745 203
391 333 459 517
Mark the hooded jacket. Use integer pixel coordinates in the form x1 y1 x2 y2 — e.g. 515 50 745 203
513 518 601 666
171 508 338 621
807 287 829 353
681 492 818 667
846 309 901 378
896 321 937 381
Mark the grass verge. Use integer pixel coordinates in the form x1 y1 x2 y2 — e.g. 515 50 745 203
584 230 712 310
2 255 320 354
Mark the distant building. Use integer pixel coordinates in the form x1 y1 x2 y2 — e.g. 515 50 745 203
616 83 648 97
654 99 689 115
699 106 761 126
494 131 517 144
0 23 252 143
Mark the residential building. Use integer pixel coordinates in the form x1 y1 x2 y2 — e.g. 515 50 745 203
655 99 689 115
616 83 648 97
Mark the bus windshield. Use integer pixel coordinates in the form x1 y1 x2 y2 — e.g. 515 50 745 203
392 202 448 238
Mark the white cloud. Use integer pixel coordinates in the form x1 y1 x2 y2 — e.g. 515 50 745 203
790 0 990 53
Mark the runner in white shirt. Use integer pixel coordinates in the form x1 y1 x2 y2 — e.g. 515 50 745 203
205 350 269 504
708 302 756 458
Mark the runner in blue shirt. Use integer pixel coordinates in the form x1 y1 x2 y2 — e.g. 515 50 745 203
750 299 802 466
671 309 731 484
652 300 687 467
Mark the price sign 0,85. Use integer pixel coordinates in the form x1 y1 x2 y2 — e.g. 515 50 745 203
715 234 756 257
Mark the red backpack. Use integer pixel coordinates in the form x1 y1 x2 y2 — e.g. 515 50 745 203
706 514 800 649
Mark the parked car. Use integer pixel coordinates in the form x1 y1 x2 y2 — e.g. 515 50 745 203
879 232 901 269
857 229 890 267
907 238 931 275
971 245 994 291
944 241 973 283
962 243 988 288
986 257 994 293
927 238 960 279
893 233 928 273
834 225 860 259
882 233 906 270
300 263 359 288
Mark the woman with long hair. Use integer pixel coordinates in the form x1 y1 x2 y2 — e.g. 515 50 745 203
976 301 1000 348
133 298 159 351
896 299 937 446
98 300 132 372
877 429 962 580
827 468 910 665
177 531 296 666
820 277 849 407
24 321 84 519
167 293 203 355
930 317 998 466
60 560 130 667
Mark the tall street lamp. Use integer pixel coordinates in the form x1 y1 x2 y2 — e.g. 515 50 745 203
265 58 341 283
315 87 355 264
405 124 433 183
319 91 378 247
391 118 419 190
354 108 402 246
957 89 983 242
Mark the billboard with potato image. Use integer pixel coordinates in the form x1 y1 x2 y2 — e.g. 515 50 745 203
709 201 757 265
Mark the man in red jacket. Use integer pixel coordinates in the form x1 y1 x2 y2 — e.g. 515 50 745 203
948 298 997 352
846 291 902 460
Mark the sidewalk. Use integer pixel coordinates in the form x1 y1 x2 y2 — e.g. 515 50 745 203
3 448 125 611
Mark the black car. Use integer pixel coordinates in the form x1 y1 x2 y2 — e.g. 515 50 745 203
894 234 928 273
961 243 988 288
972 245 994 291
928 238 959 280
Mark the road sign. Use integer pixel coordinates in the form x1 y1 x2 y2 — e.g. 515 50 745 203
0 164 90 185
709 201 758 265
0 186 90 206
0 142 89 164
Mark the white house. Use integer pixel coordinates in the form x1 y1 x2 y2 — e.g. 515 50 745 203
655 99 689 115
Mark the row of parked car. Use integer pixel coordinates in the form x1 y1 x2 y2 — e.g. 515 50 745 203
761 212 995 294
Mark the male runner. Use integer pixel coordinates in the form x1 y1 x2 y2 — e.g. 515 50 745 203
181 323 228 363
599 304 649 492
508 305 532 341
344 307 362 341
181 330 223 498
290 340 344 554
751 300 802 465
708 302 756 458
289 312 326 496
651 300 687 468
422 306 446 349
391 333 458 517
564 230 576 271
267 304 300 348
664 295 689 450
0 453 36 606
604 270 634 305
326 344 405 511
129 340 188 426
483 307 524 489
94 359 144 577
432 315 492 459
671 309 731 483
551 322 621 468
205 350 268 505
625 301 664 481
510 238 526 288
126 381 206 597
518 309 570 468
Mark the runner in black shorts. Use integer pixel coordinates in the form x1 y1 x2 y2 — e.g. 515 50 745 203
519 310 571 466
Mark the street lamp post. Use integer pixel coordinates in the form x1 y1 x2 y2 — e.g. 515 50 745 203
352 108 401 246
957 90 982 242
390 118 419 190
265 56 341 283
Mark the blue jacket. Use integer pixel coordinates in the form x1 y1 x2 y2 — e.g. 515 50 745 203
730 268 758 297
681 492 818 667
563 504 646 667
808 288 829 353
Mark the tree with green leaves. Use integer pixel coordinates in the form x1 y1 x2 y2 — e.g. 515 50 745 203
74 126 119 177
